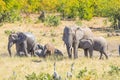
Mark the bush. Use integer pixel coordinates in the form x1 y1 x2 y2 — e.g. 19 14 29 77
0 10 21 23
4 30 13 35
44 15 60 27
25 72 52 80
108 65 120 75
77 67 97 80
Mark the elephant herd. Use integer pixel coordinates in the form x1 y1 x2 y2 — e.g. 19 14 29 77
7 26 108 59
8 32 63 57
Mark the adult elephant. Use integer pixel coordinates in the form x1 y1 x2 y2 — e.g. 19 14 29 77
62 26 93 59
8 32 36 57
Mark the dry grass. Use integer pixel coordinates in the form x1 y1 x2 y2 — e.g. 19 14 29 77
0 17 120 80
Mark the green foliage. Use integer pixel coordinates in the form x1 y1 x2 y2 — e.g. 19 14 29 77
44 15 60 27
25 72 52 80
102 65 120 80
77 67 97 80
108 65 120 75
77 67 87 79
0 0 120 23
4 30 13 35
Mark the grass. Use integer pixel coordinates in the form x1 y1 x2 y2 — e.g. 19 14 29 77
0 57 120 80
0 17 120 80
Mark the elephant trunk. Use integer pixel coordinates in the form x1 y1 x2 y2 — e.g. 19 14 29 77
8 41 14 57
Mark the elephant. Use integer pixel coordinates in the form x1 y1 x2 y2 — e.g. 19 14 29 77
62 26 93 59
34 43 44 57
79 39 93 58
34 43 44 51
43 43 63 57
8 32 36 57
79 37 108 59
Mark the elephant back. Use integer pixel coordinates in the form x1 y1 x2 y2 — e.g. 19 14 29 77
24 32 36 52
93 37 107 51
80 27 94 39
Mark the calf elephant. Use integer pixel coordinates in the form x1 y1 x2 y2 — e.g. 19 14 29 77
43 43 63 57
34 43 44 57
62 26 93 59
79 37 108 59
8 32 36 57
79 39 93 58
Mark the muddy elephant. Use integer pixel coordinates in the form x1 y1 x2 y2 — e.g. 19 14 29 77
43 43 63 57
79 37 108 59
62 26 93 59
8 32 36 57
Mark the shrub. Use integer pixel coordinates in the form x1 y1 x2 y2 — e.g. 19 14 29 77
77 67 97 80
25 72 52 80
0 10 21 23
4 30 13 35
108 65 120 75
77 67 87 79
44 15 60 27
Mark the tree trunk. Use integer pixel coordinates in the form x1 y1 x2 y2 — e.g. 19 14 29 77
118 20 120 29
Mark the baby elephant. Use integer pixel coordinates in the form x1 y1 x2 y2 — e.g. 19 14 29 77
79 37 108 59
34 43 44 57
43 43 63 57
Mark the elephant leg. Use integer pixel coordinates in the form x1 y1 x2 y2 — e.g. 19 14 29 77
31 44 37 57
16 44 21 56
66 46 72 58
99 51 103 59
84 49 88 57
103 51 108 59
73 43 79 59
89 48 93 58
22 41 29 57
31 51 35 57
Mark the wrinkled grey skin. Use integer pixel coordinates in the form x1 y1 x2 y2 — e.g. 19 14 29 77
8 32 36 57
93 37 108 59
79 37 108 59
34 43 44 57
79 39 93 58
63 26 93 59
54 49 63 56
34 43 44 51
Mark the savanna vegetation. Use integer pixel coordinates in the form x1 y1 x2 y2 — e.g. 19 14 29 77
0 0 120 80
0 0 120 28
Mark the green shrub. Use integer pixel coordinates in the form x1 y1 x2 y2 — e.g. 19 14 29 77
0 10 21 23
77 67 87 79
25 72 52 80
4 30 13 35
77 67 97 80
108 65 120 75
44 15 60 27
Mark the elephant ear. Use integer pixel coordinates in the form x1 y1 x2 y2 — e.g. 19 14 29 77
17 32 27 44
62 26 69 42
75 27 84 41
